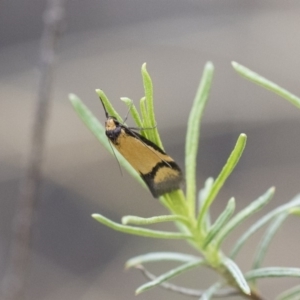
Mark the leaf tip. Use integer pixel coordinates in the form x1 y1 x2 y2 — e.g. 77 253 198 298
229 197 236 205
205 61 214 71
121 216 128 225
124 262 130 270
238 133 247 145
142 62 147 70
120 97 132 105
135 288 142 295
269 186 276 194
68 93 79 105
241 282 251 295
231 61 238 68
95 89 102 97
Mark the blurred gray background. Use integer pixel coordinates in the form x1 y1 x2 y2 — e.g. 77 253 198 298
1 1 300 299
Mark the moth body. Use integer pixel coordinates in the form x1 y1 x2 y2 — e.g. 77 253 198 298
102 101 183 198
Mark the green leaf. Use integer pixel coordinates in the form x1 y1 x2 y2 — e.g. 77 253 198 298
197 134 247 231
232 61 300 110
126 252 201 268
185 62 214 217
122 215 189 226
245 267 300 280
159 189 189 217
214 187 274 249
92 214 191 239
141 63 163 148
221 257 250 295
69 93 146 188
277 285 300 300
95 89 123 122
199 177 214 205
120 97 144 129
230 193 300 258
135 260 205 294
141 64 154 126
198 177 214 230
202 197 235 249
200 282 223 300
290 207 300 216
139 96 147 127
251 212 288 279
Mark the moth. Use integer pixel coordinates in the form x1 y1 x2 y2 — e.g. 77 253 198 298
100 97 183 198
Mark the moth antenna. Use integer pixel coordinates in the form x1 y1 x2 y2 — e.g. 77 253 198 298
108 139 123 176
122 102 133 124
128 125 157 131
99 96 109 118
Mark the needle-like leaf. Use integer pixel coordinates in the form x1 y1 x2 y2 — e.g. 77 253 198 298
251 212 288 284
200 282 223 300
232 62 300 110
122 215 189 226
120 97 143 129
69 93 146 187
221 257 251 295
214 187 274 249
230 193 300 258
202 197 235 249
245 267 300 280
92 214 191 239
135 260 205 294
197 134 247 231
185 62 214 217
276 285 300 300
126 252 201 269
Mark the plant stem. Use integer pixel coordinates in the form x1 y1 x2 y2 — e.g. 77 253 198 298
1 1 64 299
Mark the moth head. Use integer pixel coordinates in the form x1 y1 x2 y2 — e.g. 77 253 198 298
105 116 119 131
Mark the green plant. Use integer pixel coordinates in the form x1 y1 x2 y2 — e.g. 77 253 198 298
69 62 300 300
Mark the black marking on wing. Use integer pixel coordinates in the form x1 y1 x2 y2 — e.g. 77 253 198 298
141 161 182 198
